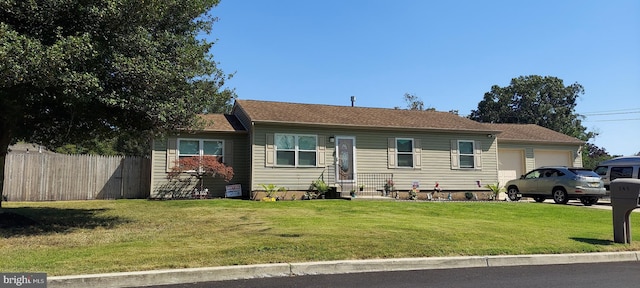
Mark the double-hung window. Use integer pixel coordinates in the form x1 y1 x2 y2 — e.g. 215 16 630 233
396 138 414 168
458 140 475 168
178 139 224 162
275 134 317 166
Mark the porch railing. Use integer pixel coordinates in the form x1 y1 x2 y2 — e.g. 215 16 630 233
355 173 394 197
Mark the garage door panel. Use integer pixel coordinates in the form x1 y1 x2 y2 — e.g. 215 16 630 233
499 149 524 180
534 150 571 168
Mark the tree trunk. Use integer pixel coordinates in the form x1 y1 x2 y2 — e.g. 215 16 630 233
0 106 16 209
0 155 4 208
0 144 8 209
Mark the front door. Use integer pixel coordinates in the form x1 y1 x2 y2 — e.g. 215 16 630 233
335 136 356 185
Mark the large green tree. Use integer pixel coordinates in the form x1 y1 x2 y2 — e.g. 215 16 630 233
0 0 234 206
581 143 618 170
469 75 594 141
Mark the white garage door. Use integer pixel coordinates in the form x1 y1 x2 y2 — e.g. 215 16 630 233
534 150 572 168
498 149 524 180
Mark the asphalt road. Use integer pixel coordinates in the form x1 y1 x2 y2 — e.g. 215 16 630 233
152 261 640 288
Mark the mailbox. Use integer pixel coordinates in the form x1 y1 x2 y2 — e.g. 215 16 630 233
610 179 640 244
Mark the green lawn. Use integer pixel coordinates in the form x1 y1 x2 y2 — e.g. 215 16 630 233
1 199 639 276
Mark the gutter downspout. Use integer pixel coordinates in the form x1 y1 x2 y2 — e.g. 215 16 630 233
250 121 255 200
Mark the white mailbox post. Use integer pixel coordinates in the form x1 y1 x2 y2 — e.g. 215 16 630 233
610 179 640 244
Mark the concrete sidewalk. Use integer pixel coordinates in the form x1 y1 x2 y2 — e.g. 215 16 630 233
48 251 640 288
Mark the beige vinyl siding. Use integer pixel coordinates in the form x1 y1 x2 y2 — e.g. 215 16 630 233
350 131 497 191
252 125 331 191
412 132 497 191
251 124 499 192
150 133 250 198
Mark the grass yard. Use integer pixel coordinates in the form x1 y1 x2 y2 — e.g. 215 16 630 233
1 199 639 276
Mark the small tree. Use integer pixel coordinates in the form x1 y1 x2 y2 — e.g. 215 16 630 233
485 183 504 200
168 156 234 195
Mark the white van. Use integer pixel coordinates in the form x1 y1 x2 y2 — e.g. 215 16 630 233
594 156 640 190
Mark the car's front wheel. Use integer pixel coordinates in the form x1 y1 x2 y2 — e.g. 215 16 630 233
507 187 521 201
533 196 546 203
552 188 569 204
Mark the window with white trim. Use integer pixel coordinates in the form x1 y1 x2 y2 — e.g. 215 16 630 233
275 134 317 167
178 139 224 161
396 138 414 168
458 140 475 168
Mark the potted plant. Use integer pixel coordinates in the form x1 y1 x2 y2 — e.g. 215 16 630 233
384 179 394 196
358 184 365 191
350 189 357 198
464 192 474 200
408 187 418 200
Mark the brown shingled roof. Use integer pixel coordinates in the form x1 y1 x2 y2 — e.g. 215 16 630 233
235 100 499 133
482 123 584 144
199 114 246 132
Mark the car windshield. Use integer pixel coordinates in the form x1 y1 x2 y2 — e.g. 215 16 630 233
569 169 600 177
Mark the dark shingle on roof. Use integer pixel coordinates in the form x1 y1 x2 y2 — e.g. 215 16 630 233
199 114 246 132
482 123 583 144
235 100 499 133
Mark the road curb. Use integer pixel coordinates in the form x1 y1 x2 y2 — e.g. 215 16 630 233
48 251 640 288
47 264 292 288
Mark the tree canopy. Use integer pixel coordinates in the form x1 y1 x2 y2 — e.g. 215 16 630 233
581 143 618 170
0 0 234 204
397 93 435 111
469 75 593 141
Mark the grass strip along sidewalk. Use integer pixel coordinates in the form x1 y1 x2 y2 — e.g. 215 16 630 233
1 199 639 276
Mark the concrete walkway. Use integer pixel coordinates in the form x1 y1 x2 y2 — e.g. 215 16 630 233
48 251 640 288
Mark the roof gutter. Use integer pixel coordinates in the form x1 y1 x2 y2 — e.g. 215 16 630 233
251 120 502 135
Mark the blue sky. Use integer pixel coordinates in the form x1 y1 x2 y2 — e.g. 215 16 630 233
207 0 640 156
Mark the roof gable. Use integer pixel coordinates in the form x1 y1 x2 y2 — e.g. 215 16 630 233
234 99 498 133
198 114 246 132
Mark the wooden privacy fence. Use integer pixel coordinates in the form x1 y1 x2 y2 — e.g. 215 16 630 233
3 153 151 201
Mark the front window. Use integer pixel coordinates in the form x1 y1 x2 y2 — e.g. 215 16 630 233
179 139 223 160
177 139 224 172
458 140 475 168
275 134 317 167
396 138 414 168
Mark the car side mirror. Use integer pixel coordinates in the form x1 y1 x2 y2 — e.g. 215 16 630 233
520 175 525 179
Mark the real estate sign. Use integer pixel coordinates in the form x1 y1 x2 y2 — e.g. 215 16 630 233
225 184 242 198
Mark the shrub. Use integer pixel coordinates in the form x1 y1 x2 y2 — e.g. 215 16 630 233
306 179 329 199
259 184 286 199
485 183 504 200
